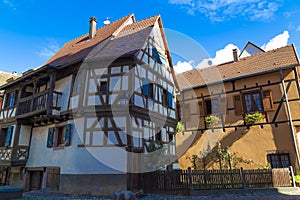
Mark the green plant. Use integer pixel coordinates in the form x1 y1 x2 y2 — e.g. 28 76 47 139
176 121 184 134
186 154 200 170
205 115 220 126
294 175 300 183
147 140 163 152
216 145 253 170
244 112 265 125
257 162 271 170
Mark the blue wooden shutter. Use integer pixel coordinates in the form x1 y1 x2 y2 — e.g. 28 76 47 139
64 124 72 146
9 93 15 107
167 92 173 108
152 48 162 64
5 126 13 146
142 78 149 96
47 127 54 148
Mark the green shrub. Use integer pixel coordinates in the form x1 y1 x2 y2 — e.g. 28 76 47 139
176 121 184 134
295 175 300 183
244 112 265 125
205 115 220 126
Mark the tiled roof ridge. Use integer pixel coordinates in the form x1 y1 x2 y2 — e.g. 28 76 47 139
61 13 134 46
179 44 295 76
136 14 160 23
121 14 159 30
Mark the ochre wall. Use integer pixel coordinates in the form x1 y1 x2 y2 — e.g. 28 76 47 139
177 68 300 172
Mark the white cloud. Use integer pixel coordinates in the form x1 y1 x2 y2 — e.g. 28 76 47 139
168 0 281 22
197 43 239 69
174 60 194 74
261 31 289 51
168 0 192 4
2 0 16 10
38 39 60 58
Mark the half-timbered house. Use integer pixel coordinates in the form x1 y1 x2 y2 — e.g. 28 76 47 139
176 43 300 172
0 14 178 195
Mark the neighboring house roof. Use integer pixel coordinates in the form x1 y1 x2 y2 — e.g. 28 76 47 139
0 71 19 86
177 45 300 90
239 41 265 58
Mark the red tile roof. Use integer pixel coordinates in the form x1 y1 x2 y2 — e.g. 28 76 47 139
177 45 300 90
45 14 135 66
87 15 160 60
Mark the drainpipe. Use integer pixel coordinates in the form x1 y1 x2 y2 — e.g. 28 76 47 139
280 68 300 170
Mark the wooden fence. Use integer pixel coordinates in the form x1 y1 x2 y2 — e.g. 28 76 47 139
143 167 292 195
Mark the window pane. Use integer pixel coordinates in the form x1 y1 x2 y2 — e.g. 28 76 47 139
119 131 127 145
109 76 120 91
107 131 118 144
205 100 212 115
111 67 121 74
212 99 219 114
122 76 128 90
253 93 263 111
244 94 252 113
92 131 104 145
133 131 142 147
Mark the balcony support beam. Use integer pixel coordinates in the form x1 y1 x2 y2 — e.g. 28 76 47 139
47 73 56 115
11 123 21 161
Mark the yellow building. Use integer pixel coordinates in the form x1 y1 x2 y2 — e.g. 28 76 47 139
176 43 300 172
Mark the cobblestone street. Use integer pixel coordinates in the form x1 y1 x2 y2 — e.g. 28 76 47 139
20 187 300 200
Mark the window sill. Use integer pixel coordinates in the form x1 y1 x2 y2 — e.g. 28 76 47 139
52 146 65 150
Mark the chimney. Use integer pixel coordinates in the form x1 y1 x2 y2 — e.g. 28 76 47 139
89 16 97 39
233 49 239 62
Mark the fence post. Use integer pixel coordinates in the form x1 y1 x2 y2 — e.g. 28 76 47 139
240 167 246 189
290 166 296 187
188 167 193 194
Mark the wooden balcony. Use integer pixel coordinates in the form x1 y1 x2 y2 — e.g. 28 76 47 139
16 90 62 119
0 145 29 166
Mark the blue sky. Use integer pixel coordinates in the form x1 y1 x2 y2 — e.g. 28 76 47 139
0 0 299 74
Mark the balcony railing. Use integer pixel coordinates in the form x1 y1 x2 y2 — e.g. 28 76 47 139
0 145 29 166
17 90 62 117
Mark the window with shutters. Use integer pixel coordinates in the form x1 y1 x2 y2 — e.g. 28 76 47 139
205 99 219 115
233 90 274 115
47 124 72 148
4 91 17 108
200 98 222 116
0 126 14 147
267 153 291 168
243 91 263 113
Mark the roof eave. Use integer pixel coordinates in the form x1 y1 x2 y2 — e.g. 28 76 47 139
180 63 300 92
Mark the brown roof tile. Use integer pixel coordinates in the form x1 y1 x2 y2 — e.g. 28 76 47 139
45 14 135 67
177 45 300 90
87 15 159 60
